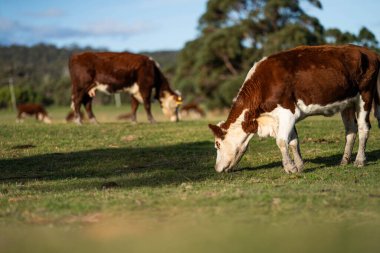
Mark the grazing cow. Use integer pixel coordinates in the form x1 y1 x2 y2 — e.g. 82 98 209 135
209 45 380 173
69 52 182 124
180 102 206 119
16 103 52 124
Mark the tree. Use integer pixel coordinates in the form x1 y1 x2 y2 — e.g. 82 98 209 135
175 0 325 108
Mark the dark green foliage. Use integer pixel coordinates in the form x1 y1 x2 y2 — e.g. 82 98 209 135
0 44 88 108
175 0 379 108
325 27 379 50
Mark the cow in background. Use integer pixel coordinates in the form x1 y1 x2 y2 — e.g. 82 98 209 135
16 103 52 124
69 52 182 124
180 102 206 119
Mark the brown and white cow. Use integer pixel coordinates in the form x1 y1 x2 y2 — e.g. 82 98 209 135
16 103 52 124
180 102 206 119
209 45 380 173
69 52 182 124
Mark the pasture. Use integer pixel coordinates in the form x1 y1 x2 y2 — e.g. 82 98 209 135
1 105 380 253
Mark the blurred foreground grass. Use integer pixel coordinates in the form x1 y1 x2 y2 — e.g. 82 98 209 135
0 105 380 252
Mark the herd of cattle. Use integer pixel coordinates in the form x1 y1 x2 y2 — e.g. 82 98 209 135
14 44 380 173
16 51 204 124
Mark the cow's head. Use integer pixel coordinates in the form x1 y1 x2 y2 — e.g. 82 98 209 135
208 121 252 173
160 91 182 122
38 113 52 124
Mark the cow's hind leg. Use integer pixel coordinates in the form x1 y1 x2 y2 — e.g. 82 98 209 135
276 108 298 174
289 127 304 172
354 96 371 167
130 95 139 123
340 107 358 165
72 96 83 125
142 94 156 124
83 93 97 124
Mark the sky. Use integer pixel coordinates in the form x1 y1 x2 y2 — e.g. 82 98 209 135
1 0 380 52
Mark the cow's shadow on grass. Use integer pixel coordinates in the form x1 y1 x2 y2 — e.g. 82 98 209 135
0 141 217 188
1 141 380 190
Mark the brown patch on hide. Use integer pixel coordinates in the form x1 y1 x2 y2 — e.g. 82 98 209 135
241 110 259 133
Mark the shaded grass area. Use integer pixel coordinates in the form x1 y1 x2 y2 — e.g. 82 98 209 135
0 107 380 252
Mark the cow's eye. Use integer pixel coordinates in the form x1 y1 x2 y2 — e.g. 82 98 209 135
215 141 221 149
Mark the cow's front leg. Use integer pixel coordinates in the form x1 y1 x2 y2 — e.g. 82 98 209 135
16 112 24 123
83 94 98 124
130 95 139 123
340 107 357 165
354 98 370 167
289 127 304 172
143 97 156 123
72 96 83 125
276 108 298 174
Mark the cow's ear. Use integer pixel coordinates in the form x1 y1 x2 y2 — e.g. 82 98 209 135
208 124 225 139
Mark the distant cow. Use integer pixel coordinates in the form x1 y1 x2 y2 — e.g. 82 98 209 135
209 45 380 173
16 103 52 124
69 52 182 124
180 102 206 119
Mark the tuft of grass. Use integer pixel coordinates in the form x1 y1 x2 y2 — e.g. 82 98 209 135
0 106 380 252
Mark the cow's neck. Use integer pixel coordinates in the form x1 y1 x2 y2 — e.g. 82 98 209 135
221 82 262 134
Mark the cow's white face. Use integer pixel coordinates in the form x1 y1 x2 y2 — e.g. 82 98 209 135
38 113 52 124
209 122 252 173
43 116 52 124
161 91 182 122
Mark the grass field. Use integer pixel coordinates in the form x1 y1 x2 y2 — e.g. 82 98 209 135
1 105 380 253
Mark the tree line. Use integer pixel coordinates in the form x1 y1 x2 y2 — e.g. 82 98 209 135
0 0 379 109
174 0 379 108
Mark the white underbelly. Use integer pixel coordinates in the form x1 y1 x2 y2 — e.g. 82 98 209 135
296 96 358 117
88 82 144 103
124 83 144 103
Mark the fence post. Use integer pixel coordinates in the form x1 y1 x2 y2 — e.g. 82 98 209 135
114 93 121 107
9 77 17 111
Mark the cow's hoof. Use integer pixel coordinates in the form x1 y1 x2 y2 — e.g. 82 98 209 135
89 118 99 125
354 159 366 167
74 118 82 125
284 164 298 174
295 162 304 173
340 158 350 166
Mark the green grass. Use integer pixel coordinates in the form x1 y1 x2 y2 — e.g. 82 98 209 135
0 105 380 253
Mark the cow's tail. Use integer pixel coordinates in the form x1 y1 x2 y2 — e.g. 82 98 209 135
374 56 380 128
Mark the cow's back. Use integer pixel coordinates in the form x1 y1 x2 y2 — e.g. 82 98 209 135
17 103 46 114
245 45 379 111
69 52 153 88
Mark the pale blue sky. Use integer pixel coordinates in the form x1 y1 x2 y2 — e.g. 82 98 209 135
0 0 379 52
